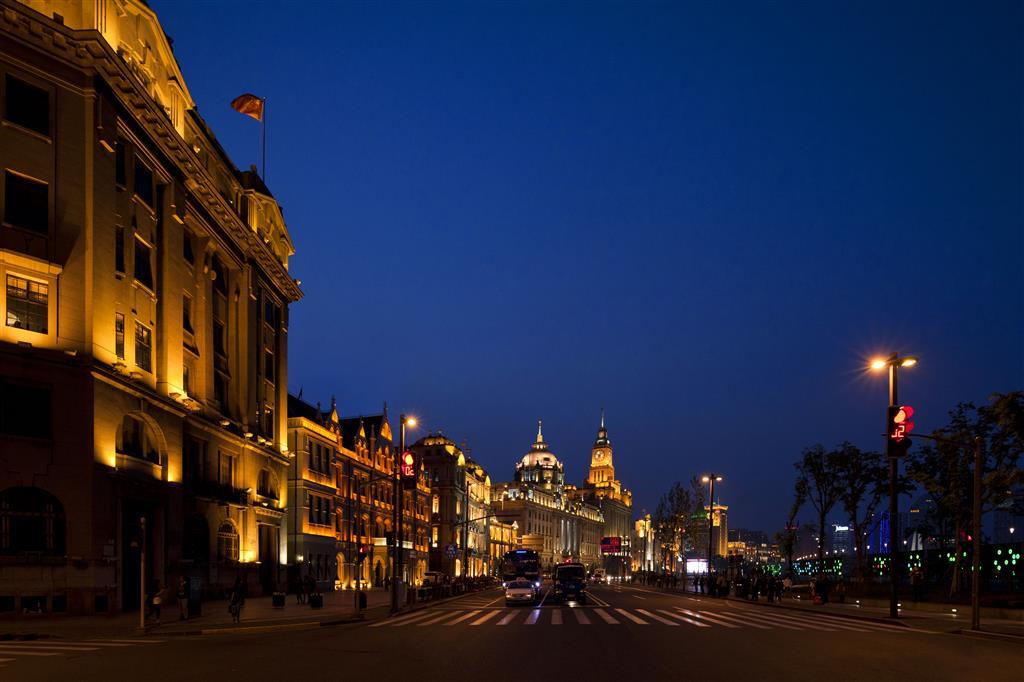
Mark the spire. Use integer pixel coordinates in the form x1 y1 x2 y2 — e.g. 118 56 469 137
600 408 605 429
536 419 543 443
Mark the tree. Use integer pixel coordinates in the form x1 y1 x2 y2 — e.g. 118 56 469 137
906 391 1024 594
792 445 843 565
652 477 705 574
831 442 887 581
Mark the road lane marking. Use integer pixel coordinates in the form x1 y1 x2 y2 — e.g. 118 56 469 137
445 610 482 625
90 639 164 644
471 610 500 626
0 650 61 656
633 595 646 600
47 642 134 647
615 609 648 625
551 609 563 625
370 611 435 627
497 610 519 625
659 610 710 627
697 610 771 629
525 609 542 625
573 609 591 624
740 610 835 631
636 609 678 626
708 609 805 630
594 609 619 624
784 610 921 633
674 608 736 628
417 611 462 626
0 644 99 651
745 609 850 631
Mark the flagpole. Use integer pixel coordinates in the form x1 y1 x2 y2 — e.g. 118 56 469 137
261 97 267 180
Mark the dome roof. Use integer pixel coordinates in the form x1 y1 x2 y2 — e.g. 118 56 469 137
517 420 563 470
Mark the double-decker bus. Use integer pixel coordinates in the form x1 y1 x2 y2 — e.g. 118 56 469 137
501 549 541 588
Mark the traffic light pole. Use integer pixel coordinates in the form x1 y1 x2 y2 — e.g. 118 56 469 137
887 355 900 620
971 436 982 631
391 415 409 615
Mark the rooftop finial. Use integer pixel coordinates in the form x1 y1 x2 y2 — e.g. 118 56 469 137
600 408 605 429
536 419 543 443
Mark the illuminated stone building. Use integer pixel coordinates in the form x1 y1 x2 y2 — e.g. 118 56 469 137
573 412 633 576
411 433 491 578
0 0 301 614
490 422 604 570
693 503 729 560
633 514 655 571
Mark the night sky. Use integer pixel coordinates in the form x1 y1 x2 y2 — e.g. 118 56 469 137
153 1 1022 531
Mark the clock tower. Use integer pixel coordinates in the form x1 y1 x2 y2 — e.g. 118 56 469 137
587 409 617 488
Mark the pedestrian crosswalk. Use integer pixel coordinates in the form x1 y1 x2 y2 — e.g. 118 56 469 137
370 604 929 633
0 638 164 669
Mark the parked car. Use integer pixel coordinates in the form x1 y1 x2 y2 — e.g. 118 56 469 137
422 571 446 586
504 578 537 606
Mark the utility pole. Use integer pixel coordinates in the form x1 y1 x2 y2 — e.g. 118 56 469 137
887 354 900 619
971 436 982 631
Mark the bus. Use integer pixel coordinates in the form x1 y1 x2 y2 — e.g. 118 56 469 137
501 549 541 589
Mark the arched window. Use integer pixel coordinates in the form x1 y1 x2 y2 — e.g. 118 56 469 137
216 522 238 562
183 514 209 563
256 469 277 500
117 415 159 463
0 487 65 556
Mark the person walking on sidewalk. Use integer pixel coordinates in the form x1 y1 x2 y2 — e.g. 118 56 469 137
228 577 245 624
177 576 189 620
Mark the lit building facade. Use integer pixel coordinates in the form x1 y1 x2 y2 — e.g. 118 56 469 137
490 422 604 570
0 0 301 614
633 514 655 571
411 433 490 578
574 412 633 576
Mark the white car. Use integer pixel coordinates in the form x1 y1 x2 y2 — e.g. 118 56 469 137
591 569 606 584
504 578 537 606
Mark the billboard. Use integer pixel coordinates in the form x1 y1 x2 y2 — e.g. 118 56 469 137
600 536 622 554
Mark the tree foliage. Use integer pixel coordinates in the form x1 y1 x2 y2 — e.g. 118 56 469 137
792 445 843 563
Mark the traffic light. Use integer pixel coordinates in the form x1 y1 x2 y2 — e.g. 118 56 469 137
400 450 419 489
887 405 915 457
357 544 368 563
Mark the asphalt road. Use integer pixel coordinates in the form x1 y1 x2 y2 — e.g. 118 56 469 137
3 583 1019 681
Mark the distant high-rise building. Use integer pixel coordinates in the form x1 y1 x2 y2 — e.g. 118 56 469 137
830 524 852 555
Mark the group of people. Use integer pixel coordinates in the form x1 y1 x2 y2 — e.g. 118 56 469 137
733 572 787 602
295 573 318 605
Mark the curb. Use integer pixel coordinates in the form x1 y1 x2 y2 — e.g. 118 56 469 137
153 614 366 637
955 629 1024 643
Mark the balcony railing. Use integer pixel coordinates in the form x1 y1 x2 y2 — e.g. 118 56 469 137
184 479 249 505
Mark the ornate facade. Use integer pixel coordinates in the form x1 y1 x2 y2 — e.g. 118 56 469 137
0 0 300 614
575 412 634 577
490 422 604 570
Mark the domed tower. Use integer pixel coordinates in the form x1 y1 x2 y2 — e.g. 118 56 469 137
587 409 621 496
514 420 564 492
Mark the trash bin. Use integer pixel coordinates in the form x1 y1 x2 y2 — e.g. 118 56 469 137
272 592 286 609
309 592 323 609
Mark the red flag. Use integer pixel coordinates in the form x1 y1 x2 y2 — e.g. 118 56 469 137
231 93 264 121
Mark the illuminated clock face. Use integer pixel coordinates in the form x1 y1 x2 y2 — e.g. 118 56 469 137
595 450 604 460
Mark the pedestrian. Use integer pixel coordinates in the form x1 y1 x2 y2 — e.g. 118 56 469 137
783 574 793 598
228 577 245 624
717 573 727 598
836 578 846 604
177 576 188 620
911 568 924 603
149 580 163 624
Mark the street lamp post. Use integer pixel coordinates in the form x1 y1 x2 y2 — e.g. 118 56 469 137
391 414 416 614
701 475 723 578
870 352 917 619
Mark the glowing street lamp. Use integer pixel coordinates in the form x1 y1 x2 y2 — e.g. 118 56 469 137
701 474 723 575
391 413 418 614
868 352 917 619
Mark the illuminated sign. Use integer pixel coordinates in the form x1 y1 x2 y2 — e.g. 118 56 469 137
889 405 915 442
600 536 622 554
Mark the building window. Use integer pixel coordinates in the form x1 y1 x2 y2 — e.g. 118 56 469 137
6 275 47 334
115 141 126 186
183 514 208 563
263 405 274 440
183 438 204 485
0 377 51 440
432 527 439 547
183 232 194 265
134 237 154 290
257 469 277 500
218 453 234 487
134 322 152 373
117 415 159 463
216 522 239 562
264 348 275 383
3 75 49 136
214 371 228 407
0 487 64 556
182 361 192 395
114 313 125 359
3 172 47 234
182 294 194 334
212 256 228 296
134 158 154 208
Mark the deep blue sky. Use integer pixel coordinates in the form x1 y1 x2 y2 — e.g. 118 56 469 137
154 1 1022 531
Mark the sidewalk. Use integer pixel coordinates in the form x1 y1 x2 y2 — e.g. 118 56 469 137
0 590 391 640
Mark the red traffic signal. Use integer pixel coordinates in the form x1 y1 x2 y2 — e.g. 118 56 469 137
357 544 369 563
888 405 914 442
400 450 418 489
